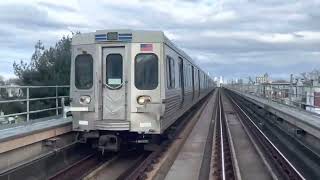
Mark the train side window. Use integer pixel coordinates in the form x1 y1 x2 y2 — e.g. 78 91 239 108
135 53 158 90
191 66 194 90
205 75 207 88
186 64 189 87
171 58 175 88
178 57 183 88
200 73 203 89
183 62 186 88
189 65 192 88
166 56 175 89
188 64 191 87
185 64 188 87
205 76 207 88
198 70 200 91
106 54 123 88
75 54 93 89
189 65 192 87
184 63 188 88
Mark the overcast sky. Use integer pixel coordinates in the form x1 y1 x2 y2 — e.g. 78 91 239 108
1 0 320 81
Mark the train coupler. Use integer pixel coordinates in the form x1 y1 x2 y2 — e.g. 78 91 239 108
98 134 121 153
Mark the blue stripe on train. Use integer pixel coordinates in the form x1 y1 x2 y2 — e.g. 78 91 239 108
119 33 132 37
95 34 107 37
95 33 132 41
118 37 132 39
95 34 107 41
95 37 107 40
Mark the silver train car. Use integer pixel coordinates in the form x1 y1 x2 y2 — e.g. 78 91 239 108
69 30 215 151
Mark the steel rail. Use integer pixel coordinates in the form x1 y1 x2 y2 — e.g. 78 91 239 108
228 94 305 180
48 153 96 180
219 92 226 180
213 90 235 180
48 152 106 180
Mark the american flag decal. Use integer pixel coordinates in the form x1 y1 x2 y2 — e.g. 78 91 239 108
140 44 153 51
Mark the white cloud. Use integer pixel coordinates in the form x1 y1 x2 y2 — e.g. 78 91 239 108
0 0 320 80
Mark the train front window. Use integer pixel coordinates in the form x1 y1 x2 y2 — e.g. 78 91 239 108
106 54 123 88
135 53 158 90
75 54 93 89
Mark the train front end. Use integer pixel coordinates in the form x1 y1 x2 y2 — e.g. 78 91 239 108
68 30 164 151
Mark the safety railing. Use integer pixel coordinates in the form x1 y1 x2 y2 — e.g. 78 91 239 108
225 84 320 114
0 85 70 127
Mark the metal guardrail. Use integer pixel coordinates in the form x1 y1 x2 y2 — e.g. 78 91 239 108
0 85 69 125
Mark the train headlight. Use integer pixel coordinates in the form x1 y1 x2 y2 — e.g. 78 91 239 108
137 95 151 105
79 95 91 105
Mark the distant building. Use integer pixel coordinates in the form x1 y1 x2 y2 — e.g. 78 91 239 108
302 77 320 114
218 76 224 87
213 76 224 87
274 75 320 114
256 73 269 84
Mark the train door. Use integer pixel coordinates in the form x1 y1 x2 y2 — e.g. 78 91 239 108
102 47 126 120
178 57 184 106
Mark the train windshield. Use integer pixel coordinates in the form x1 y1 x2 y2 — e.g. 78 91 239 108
75 54 93 89
135 53 158 90
106 54 123 88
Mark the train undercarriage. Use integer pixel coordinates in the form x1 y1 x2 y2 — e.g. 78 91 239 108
76 131 163 153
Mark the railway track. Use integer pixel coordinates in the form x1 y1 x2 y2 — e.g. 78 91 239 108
0 143 95 180
3 90 313 180
48 152 108 180
226 91 306 180
0 92 213 180
45 144 151 180
79 93 213 180
210 89 308 180
10 90 306 180
212 90 235 180
117 95 212 180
